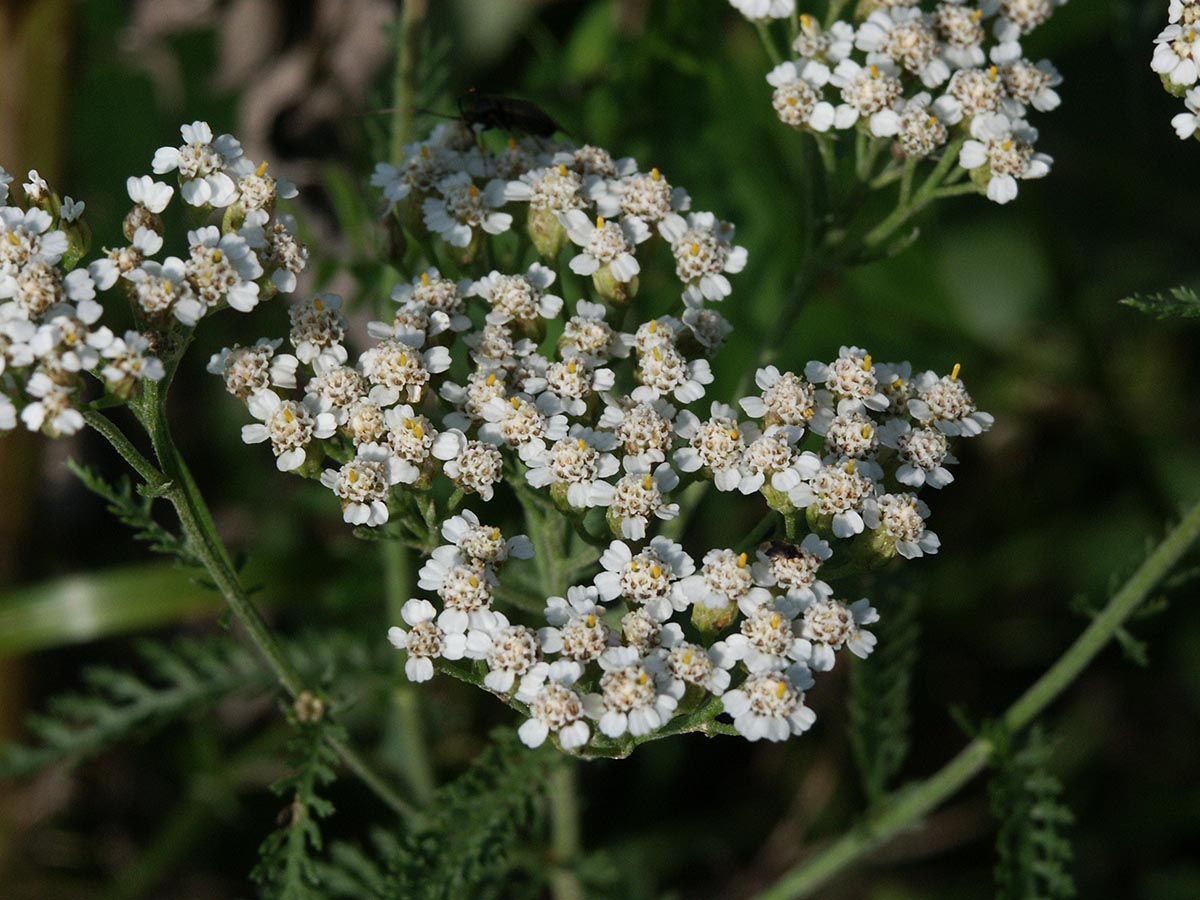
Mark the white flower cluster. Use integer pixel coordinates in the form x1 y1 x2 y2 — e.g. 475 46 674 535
747 0 1063 204
0 123 306 437
213 123 991 750
1154 1 1200 139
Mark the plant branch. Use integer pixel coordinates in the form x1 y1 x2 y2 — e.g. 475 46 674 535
754 495 1200 899
86 385 420 824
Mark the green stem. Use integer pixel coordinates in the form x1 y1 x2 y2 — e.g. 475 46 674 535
547 762 586 900
383 539 438 807
898 157 916 209
754 20 784 66
87 391 419 824
389 0 427 164
754 495 1200 900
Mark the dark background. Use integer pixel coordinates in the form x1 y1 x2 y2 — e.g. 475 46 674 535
1 1 1198 897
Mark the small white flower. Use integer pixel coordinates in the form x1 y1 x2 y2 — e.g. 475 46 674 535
289 293 348 367
721 606 813 673
674 547 771 613
864 492 941 559
633 341 713 405
830 59 905 135
321 442 407 526
242 389 336 472
673 401 756 492
59 197 85 223
664 641 735 695
560 210 649 283
21 371 85 437
524 427 620 508
856 8 950 88
185 226 262 312
583 647 680 739
518 680 591 749
600 395 677 464
151 121 242 207
126 175 175 213
387 598 467 682
604 458 680 540
800 597 879 671
792 15 856 64
766 59 838 133
751 533 834 607
208 339 298 399
422 172 512 247
805 347 890 413
440 510 534 566
740 366 818 428
879 419 957 487
473 263 564 327
658 211 748 301
594 536 695 620
907 365 994 435
728 0 794 21
789 458 876 538
957 112 1051 204
1172 86 1200 138
722 669 816 741
125 258 205 326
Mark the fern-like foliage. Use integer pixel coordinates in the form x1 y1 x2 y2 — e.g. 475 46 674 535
1119 285 1200 319
316 830 405 900
989 726 1077 900
252 712 345 900
68 460 199 567
0 637 266 779
385 729 555 900
848 591 920 805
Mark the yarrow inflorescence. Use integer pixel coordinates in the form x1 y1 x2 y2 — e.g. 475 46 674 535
4 114 992 755
0 122 306 437
739 0 1064 204
196 120 992 752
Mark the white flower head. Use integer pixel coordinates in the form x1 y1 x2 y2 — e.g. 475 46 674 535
594 536 695 619
721 669 816 742
440 509 535 566
242 388 337 472
800 597 879 671
958 112 1051 204
151 121 242 207
907 364 994 435
583 647 680 739
422 172 512 247
387 598 467 682
658 211 748 301
560 209 649 283
605 458 680 540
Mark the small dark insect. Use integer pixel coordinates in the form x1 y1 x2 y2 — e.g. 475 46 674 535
457 89 562 138
763 538 803 559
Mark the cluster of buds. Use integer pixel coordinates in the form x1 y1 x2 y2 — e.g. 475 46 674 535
0 122 307 437
212 122 991 750
735 0 1064 204
1154 1 1200 139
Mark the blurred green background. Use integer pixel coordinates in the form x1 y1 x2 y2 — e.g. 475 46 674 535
1 0 1198 897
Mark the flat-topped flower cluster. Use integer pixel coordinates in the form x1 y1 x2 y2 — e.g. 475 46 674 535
1154 1 1200 139
737 0 1064 204
0 123 307 437
209 122 991 749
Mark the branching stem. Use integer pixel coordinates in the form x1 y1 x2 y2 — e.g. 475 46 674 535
754 495 1200 899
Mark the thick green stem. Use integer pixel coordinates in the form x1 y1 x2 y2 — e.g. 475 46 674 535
754 496 1200 900
547 762 586 900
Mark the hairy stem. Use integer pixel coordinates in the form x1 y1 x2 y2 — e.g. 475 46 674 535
754 495 1200 899
87 390 419 824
